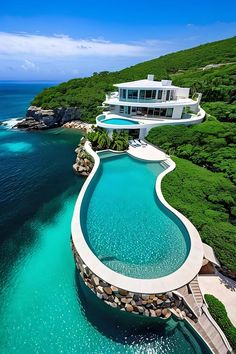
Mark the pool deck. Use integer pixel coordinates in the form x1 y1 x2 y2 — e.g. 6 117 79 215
128 142 168 161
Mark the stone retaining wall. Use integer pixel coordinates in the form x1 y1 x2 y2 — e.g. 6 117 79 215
71 240 197 320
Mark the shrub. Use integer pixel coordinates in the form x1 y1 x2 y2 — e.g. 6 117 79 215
204 294 236 350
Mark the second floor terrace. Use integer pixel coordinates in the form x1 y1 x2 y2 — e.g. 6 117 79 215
105 75 195 104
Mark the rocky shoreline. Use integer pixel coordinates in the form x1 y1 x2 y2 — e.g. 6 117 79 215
73 141 94 177
62 120 93 132
14 106 92 131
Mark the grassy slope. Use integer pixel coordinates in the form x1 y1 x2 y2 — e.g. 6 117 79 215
161 157 236 271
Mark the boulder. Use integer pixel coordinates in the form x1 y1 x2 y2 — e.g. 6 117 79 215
121 297 132 304
165 310 172 319
111 286 118 293
162 308 169 317
91 276 100 287
104 287 113 295
125 304 134 312
137 306 144 313
155 309 162 317
141 295 149 301
119 289 129 296
150 309 156 317
96 286 104 294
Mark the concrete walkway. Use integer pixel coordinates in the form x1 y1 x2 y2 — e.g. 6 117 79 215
199 271 236 326
128 142 167 161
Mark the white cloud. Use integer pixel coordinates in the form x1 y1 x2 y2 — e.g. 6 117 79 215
0 32 153 58
21 59 39 71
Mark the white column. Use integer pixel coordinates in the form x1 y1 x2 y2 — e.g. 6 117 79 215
139 128 147 139
172 106 183 119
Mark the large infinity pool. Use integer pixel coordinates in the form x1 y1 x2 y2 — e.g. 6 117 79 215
81 153 190 279
101 118 139 125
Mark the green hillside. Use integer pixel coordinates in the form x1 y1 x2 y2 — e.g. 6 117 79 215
32 36 236 122
32 36 236 274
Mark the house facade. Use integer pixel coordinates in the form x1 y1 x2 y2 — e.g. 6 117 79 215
96 74 205 138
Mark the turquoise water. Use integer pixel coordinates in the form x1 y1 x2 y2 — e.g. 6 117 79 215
0 82 211 353
102 118 139 125
82 153 190 279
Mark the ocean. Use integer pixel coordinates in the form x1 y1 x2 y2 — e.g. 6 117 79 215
0 81 209 353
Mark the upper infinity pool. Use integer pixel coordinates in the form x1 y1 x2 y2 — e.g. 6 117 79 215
101 118 139 125
81 153 190 279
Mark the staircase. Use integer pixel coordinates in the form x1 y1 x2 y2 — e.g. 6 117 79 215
186 310 231 354
189 276 204 311
175 281 232 353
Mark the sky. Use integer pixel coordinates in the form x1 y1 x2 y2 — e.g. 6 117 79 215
0 0 235 80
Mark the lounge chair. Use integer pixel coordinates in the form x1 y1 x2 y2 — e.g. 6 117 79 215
134 139 142 146
129 140 138 148
139 139 147 146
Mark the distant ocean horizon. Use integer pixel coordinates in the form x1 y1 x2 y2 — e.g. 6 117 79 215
0 80 59 122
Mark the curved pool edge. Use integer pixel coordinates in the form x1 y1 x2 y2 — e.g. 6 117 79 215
96 108 206 130
71 141 204 294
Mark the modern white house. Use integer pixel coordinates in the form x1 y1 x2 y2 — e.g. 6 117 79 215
96 74 205 138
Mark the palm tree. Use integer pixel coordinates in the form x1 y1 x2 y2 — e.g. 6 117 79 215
111 130 129 151
97 130 111 149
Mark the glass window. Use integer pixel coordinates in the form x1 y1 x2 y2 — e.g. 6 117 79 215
127 90 138 100
154 108 160 116
166 90 170 101
170 90 174 100
166 108 173 117
140 90 145 99
120 89 126 100
139 90 156 100
160 108 167 117
148 108 154 116
120 106 124 113
157 90 163 100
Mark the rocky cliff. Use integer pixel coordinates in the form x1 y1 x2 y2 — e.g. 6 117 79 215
15 106 81 130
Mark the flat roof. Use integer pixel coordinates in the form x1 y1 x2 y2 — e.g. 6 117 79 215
114 79 179 89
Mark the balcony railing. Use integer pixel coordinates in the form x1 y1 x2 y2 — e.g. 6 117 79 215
120 98 160 103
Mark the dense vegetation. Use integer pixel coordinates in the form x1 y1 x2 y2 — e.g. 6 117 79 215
172 63 236 122
146 117 236 185
87 128 129 151
161 157 236 271
204 294 236 350
32 36 236 123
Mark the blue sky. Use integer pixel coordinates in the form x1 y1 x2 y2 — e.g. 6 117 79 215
0 0 235 80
